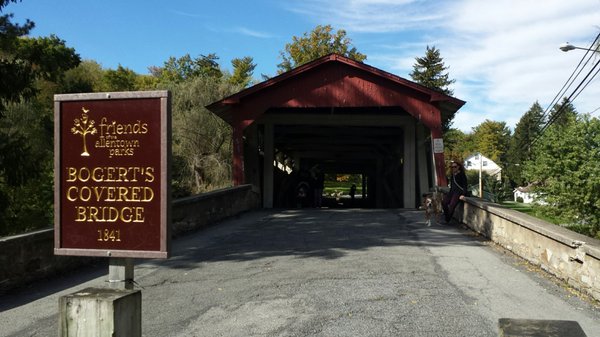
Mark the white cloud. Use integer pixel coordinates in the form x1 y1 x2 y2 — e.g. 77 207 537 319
283 0 600 132
234 27 275 39
284 0 448 32
440 1 600 131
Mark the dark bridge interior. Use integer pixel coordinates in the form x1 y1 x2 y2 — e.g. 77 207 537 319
263 108 421 208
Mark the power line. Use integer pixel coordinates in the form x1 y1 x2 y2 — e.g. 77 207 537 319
538 35 598 124
536 56 600 139
525 33 600 148
570 58 600 102
587 106 600 116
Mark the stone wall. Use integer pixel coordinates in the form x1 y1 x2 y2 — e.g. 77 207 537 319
171 184 260 237
454 197 600 302
0 185 259 294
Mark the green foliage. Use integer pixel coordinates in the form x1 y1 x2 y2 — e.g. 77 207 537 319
507 101 544 186
0 101 54 235
0 4 81 235
548 97 577 129
151 53 223 83
410 46 455 96
471 119 511 164
444 128 476 162
60 60 159 93
464 170 511 202
1 1 80 109
1 32 80 112
101 64 138 91
410 45 456 131
135 74 160 90
524 114 600 238
59 60 104 93
229 56 256 88
170 75 240 195
277 24 366 73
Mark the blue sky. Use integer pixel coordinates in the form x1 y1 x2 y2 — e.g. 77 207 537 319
7 0 600 132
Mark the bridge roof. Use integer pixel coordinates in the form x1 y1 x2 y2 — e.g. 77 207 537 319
206 53 465 128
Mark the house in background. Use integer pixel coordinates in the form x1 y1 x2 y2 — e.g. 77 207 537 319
513 185 536 203
463 152 502 180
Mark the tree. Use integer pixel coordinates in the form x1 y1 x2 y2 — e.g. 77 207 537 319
410 45 456 131
1 0 80 235
443 128 476 162
101 64 138 91
471 120 511 164
507 101 545 186
59 60 104 93
1 30 80 113
1 0 34 112
2 0 80 112
277 24 366 73
523 114 600 239
229 56 256 88
548 97 577 129
170 75 238 195
150 53 222 83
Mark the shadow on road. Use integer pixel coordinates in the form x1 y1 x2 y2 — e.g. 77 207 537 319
155 208 488 270
0 208 485 311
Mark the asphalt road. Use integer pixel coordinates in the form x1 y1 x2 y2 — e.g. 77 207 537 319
1 209 599 337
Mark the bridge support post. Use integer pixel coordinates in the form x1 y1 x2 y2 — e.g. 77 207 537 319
403 123 416 208
263 123 274 208
416 124 429 197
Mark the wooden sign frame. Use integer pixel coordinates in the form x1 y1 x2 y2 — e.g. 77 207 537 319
54 91 171 259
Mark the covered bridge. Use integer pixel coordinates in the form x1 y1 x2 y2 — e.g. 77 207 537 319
206 54 465 208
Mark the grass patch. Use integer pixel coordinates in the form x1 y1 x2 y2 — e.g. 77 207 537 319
500 201 564 225
501 201 534 213
324 181 361 196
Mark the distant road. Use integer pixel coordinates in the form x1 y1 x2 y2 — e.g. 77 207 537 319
1 209 599 337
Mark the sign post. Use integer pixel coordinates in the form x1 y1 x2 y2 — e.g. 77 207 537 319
54 91 171 336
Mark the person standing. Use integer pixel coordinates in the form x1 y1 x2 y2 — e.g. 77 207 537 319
311 165 325 208
442 161 468 223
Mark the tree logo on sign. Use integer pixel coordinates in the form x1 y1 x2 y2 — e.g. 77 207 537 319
71 107 97 157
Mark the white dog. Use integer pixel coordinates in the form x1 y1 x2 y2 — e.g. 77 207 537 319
422 192 443 226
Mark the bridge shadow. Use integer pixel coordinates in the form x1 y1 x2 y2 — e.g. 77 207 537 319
157 208 489 270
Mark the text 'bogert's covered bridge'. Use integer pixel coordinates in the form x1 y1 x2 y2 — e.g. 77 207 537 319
207 54 465 208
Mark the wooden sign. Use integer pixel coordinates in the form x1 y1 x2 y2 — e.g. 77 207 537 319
54 91 171 259
433 138 444 154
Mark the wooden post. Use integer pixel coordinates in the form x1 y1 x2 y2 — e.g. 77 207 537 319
60 287 141 337
109 257 134 290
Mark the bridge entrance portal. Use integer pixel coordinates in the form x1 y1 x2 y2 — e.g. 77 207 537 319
206 54 465 209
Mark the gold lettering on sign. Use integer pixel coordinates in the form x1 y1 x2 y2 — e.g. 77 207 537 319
65 166 154 228
97 229 121 242
66 166 154 183
75 206 145 223
94 117 149 158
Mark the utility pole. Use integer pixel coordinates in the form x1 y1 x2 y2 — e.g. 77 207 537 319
479 153 483 198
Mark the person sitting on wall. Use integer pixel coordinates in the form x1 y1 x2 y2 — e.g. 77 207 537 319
442 161 468 223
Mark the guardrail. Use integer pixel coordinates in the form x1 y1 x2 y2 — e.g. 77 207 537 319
454 197 600 302
0 185 260 294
